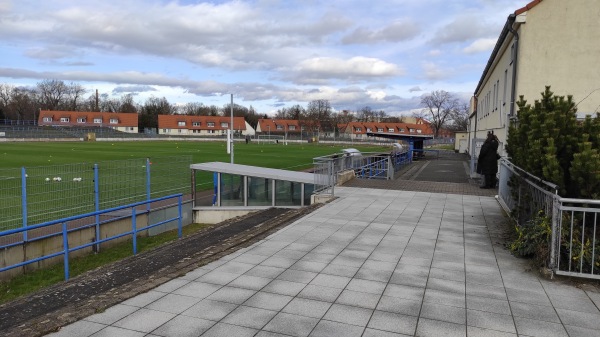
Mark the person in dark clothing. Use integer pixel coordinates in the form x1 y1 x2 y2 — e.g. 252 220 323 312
477 132 500 188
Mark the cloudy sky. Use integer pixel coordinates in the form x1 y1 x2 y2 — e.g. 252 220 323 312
0 0 527 115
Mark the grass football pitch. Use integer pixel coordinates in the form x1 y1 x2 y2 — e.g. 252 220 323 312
0 141 390 230
0 141 389 169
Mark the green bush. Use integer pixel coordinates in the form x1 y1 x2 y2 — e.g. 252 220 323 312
509 211 551 261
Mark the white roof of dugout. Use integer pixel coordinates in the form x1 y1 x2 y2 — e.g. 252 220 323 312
190 162 315 184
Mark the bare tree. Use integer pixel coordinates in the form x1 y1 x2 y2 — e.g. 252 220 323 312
10 87 37 121
65 82 87 110
119 94 138 113
448 102 469 131
306 99 331 133
357 106 375 122
37 79 68 110
420 90 459 137
0 83 14 110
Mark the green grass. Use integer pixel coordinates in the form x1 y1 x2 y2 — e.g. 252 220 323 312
0 141 390 230
0 141 389 169
0 222 211 304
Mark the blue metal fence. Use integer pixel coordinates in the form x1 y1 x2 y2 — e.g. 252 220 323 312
0 156 192 246
0 194 183 280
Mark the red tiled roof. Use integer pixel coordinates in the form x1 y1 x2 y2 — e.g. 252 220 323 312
158 115 246 130
515 0 543 15
257 118 301 132
343 122 433 135
38 110 138 127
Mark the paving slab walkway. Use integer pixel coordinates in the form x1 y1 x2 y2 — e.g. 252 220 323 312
46 187 600 337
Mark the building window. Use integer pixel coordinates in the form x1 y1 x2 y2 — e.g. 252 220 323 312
503 70 508 106
178 129 182 133
366 128 372 132
276 125 283 130
178 121 186 126
409 128 415 133
163 129 169 133
208 129 215 134
417 130 422 134
289 125 296 130
355 127 362 132
60 117 70 122
192 121 201 127
77 118 86 123
221 122 228 128
377 128 383 132
43 117 52 122
109 118 118 124
388 128 394 132
93 118 102 124
399 128 404 132
207 122 215 127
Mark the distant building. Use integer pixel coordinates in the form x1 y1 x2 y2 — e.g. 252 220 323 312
157 115 254 136
342 122 432 140
38 110 138 133
469 0 600 156
256 119 301 135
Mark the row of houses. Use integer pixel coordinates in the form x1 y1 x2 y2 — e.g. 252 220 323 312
37 110 441 140
468 0 600 156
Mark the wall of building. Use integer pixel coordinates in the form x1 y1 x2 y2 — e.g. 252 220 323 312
472 31 514 156
516 0 600 116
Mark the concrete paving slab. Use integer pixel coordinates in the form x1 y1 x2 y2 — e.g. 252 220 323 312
40 186 600 337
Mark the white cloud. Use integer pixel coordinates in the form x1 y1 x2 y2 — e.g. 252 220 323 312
341 19 420 44
430 15 499 45
463 38 497 54
409 86 423 92
428 49 442 57
422 62 452 81
290 56 403 84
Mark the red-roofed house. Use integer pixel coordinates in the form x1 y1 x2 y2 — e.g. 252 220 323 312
38 110 138 133
157 115 254 136
256 119 301 135
342 122 433 140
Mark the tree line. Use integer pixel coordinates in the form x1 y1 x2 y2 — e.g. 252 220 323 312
0 80 468 134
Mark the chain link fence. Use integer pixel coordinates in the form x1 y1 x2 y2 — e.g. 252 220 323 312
0 156 192 236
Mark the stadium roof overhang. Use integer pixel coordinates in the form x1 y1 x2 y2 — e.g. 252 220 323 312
366 132 434 142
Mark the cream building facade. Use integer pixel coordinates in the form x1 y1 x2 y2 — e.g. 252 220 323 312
469 0 600 157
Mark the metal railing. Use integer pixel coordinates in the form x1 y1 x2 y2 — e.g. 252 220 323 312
498 158 600 279
313 149 412 195
0 194 183 280
0 156 192 246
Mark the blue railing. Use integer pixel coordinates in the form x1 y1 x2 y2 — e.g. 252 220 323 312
0 194 183 280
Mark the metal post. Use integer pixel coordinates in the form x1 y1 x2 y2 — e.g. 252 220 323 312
132 207 138 255
330 159 335 196
21 167 28 242
62 222 70 280
243 176 248 206
549 193 560 272
230 94 234 164
178 195 183 238
146 158 151 212
217 173 221 207
191 169 196 208
94 164 100 252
